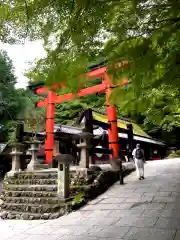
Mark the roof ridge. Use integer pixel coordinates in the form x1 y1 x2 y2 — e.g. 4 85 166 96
91 108 136 123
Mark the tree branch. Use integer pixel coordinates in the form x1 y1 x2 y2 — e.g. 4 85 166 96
24 0 29 43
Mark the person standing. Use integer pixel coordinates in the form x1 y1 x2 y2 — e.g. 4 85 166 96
132 143 145 180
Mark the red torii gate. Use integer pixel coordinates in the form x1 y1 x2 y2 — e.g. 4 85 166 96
34 63 128 164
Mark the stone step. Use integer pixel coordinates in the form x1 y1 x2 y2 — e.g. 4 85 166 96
5 172 58 180
33 164 50 169
4 168 95 181
0 210 67 220
26 164 50 170
19 169 58 173
4 178 57 185
3 184 57 192
1 196 64 205
1 190 58 198
4 167 98 180
1 202 68 214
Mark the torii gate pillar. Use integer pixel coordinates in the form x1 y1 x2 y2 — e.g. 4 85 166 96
104 73 119 159
45 91 56 162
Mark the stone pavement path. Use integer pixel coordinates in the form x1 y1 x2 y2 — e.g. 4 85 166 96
1 159 180 240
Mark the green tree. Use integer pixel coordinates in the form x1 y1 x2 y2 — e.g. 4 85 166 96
115 84 180 144
1 0 180 144
1 1 180 88
0 50 20 141
16 89 46 134
0 51 45 141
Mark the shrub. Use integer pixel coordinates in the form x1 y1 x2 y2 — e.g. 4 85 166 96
175 150 180 155
167 153 180 159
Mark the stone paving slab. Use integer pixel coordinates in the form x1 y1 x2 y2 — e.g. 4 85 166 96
130 202 166 210
164 203 180 210
171 192 180 196
115 216 158 228
155 217 180 230
141 209 163 218
108 209 144 218
99 197 126 204
81 203 135 211
152 196 180 203
143 192 172 197
1 159 180 240
160 209 180 218
123 227 176 240
85 225 130 238
124 196 154 203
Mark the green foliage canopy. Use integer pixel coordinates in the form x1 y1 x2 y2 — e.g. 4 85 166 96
0 50 45 141
1 0 180 142
1 0 180 88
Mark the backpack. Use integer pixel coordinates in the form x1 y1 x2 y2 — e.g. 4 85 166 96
135 149 143 159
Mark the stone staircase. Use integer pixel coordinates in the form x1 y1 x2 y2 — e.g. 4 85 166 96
0 170 72 220
0 163 135 220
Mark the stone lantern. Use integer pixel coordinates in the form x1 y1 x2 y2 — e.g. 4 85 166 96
55 154 74 199
76 132 93 168
27 140 41 171
7 143 23 176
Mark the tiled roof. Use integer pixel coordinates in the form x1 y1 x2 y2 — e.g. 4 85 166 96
38 124 165 146
91 111 150 138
